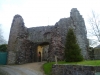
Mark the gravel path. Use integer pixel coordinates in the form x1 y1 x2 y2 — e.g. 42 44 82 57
0 62 45 75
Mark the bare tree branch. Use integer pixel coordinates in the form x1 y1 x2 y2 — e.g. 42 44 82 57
0 24 7 44
88 10 100 42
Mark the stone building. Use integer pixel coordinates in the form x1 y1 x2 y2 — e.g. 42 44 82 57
7 8 89 64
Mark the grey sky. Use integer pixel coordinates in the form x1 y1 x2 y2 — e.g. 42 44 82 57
0 0 100 41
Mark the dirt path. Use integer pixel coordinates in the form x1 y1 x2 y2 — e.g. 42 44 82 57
17 62 46 74
0 62 46 75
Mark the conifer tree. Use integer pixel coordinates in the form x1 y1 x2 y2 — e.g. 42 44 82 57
65 28 83 62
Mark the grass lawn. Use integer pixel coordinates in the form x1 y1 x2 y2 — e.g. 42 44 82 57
43 60 100 75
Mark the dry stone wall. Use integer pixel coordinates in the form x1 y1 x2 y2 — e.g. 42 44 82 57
52 65 97 75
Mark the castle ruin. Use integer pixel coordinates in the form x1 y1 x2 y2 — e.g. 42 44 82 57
7 8 89 64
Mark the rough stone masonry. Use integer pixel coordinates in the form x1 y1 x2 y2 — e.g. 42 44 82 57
7 8 89 64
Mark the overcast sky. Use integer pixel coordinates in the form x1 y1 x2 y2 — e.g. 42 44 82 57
0 0 100 41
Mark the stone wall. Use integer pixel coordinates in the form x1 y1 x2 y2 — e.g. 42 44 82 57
70 9 88 59
52 65 100 75
27 26 53 43
42 45 49 61
15 40 36 64
7 8 89 64
26 8 89 61
7 15 28 64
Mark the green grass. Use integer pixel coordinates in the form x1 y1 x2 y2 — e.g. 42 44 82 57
58 60 100 66
43 60 100 75
43 62 54 75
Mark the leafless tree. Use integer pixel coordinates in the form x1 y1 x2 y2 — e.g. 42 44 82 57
0 24 6 44
88 10 100 42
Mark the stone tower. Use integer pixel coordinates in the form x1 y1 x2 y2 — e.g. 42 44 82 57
7 8 89 64
7 15 28 64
